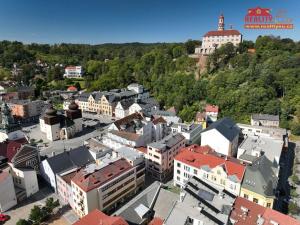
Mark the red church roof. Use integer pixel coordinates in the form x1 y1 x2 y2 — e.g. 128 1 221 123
0 138 28 162
175 145 246 181
73 209 128 225
204 30 241 37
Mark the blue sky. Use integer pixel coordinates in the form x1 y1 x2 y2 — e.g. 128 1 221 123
0 0 298 44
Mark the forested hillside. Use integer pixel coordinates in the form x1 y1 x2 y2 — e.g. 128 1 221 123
0 36 300 133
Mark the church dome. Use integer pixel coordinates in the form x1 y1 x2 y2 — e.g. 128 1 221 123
68 100 79 110
45 106 57 116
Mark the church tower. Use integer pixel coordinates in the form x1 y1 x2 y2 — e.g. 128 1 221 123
218 14 225 31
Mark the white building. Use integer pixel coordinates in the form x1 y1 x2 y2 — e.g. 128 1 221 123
171 122 202 145
0 171 17 212
40 101 83 141
127 83 150 100
40 146 94 191
9 166 39 198
115 100 134 119
250 114 280 128
145 133 186 181
195 14 242 55
173 145 246 196
71 158 144 217
200 117 240 156
63 66 82 78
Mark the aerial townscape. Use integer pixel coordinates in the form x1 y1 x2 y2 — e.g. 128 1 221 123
0 2 300 225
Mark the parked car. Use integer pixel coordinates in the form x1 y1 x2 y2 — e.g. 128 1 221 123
0 214 9 222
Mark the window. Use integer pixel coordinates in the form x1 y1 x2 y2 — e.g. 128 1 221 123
253 198 258 204
177 176 180 181
184 172 190 178
177 169 181 174
243 194 249 199
184 165 190 172
194 169 197 175
266 203 271 208
211 175 216 181
177 162 181 167
217 170 221 175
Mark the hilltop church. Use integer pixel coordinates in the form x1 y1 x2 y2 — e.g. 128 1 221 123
195 14 242 55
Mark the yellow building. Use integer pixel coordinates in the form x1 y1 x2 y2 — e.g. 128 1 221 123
240 155 278 208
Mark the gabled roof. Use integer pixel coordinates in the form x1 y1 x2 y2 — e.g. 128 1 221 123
114 181 162 224
113 112 144 130
204 30 241 37
251 114 279 121
73 209 128 225
201 117 240 141
205 104 219 113
242 155 278 197
45 146 94 174
11 144 38 167
230 197 300 225
175 145 246 181
0 138 28 162
152 116 167 125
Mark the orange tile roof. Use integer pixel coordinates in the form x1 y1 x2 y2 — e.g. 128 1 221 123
72 159 132 192
110 130 141 141
263 208 300 225
135 147 147 154
73 209 128 225
230 197 300 225
149 217 163 225
204 30 241 37
67 86 77 91
153 116 167 125
175 145 246 181
205 104 219 113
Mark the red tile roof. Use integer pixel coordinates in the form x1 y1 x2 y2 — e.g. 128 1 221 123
175 145 246 181
230 197 300 225
205 104 219 113
204 30 241 37
153 116 167 125
263 208 300 225
113 112 144 130
72 159 132 192
67 86 78 91
73 209 128 225
110 130 141 141
0 138 28 162
135 147 147 154
149 217 163 225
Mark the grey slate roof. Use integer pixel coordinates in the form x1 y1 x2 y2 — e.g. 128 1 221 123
202 117 240 141
46 146 94 174
252 114 279 121
114 181 161 225
241 155 278 197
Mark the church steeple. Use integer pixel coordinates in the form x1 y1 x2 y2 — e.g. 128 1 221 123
218 14 225 31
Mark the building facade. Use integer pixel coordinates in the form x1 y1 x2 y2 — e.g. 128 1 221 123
8 100 44 120
71 158 144 217
0 170 17 212
146 133 186 181
195 14 242 55
200 117 240 156
174 145 246 195
63 66 82 78
251 114 280 127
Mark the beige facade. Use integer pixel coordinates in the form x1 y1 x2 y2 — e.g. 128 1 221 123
240 187 274 208
146 133 186 181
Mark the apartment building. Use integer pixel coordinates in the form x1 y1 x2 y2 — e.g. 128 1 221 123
251 114 280 127
240 155 278 208
171 122 202 144
164 176 236 225
200 117 240 156
75 84 150 116
146 133 186 181
71 158 144 217
0 170 17 212
174 145 246 195
8 99 45 120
